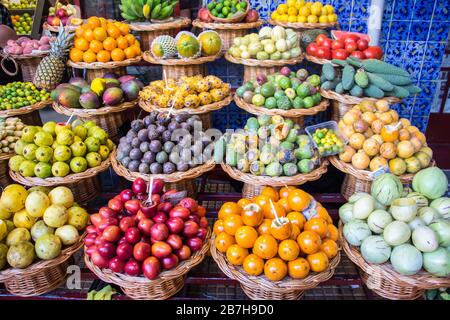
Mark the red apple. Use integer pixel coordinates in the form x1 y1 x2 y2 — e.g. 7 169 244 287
150 223 169 241
306 43 319 56
157 201 173 214
351 50 366 59
153 212 168 224
176 245 191 261
332 48 349 60
99 207 118 219
98 242 116 259
186 237 203 252
116 242 133 260
344 34 359 43
132 178 147 194
179 197 198 213
91 251 110 268
151 241 172 258
136 193 148 201
108 198 124 212
364 46 383 59
245 9 259 23
109 257 125 273
188 215 200 224
56 8 67 18
120 189 134 202
142 256 161 279
151 194 160 204
345 42 358 53
95 236 106 247
161 253 179 270
166 217 184 234
124 258 141 276
315 34 328 46
136 210 147 221
120 216 137 232
102 225 121 242
125 200 141 215
169 206 190 221
322 38 332 49
183 221 199 238
133 242 152 261
138 218 154 236
125 227 141 244
166 234 183 250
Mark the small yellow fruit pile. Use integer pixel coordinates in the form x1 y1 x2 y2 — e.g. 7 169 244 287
70 17 141 64
139 75 231 109
271 0 337 24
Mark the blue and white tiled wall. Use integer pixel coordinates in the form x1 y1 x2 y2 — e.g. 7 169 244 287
210 0 450 132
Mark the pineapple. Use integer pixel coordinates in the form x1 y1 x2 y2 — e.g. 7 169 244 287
33 23 74 90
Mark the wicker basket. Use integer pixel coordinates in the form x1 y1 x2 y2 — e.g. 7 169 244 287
338 223 450 300
42 22 79 33
128 17 191 52
0 153 14 187
305 54 339 66
221 160 328 199
10 52 48 82
67 57 142 82
329 156 436 200
211 234 341 300
192 19 264 52
52 101 137 142
268 18 338 30
207 0 250 23
224 52 304 82
111 149 215 197
84 229 211 300
0 99 50 118
0 235 85 297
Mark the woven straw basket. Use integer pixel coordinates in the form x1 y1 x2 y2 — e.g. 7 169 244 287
0 235 85 297
42 22 78 33
0 99 50 118
338 223 450 300
221 160 328 199
0 153 14 187
128 17 191 52
192 19 264 52
8 52 48 82
84 230 211 300
305 54 339 66
211 234 341 300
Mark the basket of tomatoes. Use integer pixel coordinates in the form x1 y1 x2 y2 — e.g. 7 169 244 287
84 178 211 300
210 186 340 300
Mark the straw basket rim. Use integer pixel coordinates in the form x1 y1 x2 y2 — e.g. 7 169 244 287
52 100 137 117
111 148 215 183
305 54 339 66
42 22 78 32
220 158 329 187
268 18 338 29
142 51 222 65
192 18 264 29
67 56 142 69
128 17 191 31
225 52 304 67
0 99 51 117
0 152 14 161
234 95 329 117
6 51 48 60
320 89 402 105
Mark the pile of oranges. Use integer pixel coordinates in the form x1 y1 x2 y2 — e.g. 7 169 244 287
69 17 141 64
213 186 339 282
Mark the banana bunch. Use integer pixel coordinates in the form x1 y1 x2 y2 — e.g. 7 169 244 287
120 0 178 21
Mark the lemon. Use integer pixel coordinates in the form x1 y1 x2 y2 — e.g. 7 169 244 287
319 15 329 23
295 0 305 9
321 7 328 15
277 4 288 14
299 6 310 16
328 13 338 22
288 7 298 15
324 4 334 14
305 2 312 7
280 14 289 22
288 15 298 22
297 15 307 23
271 11 280 20
307 14 319 23
287 0 296 7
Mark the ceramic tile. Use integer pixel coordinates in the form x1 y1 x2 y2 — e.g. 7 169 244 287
392 0 413 21
411 116 428 132
433 0 450 22
416 81 439 101
409 20 430 41
382 0 394 21
402 41 426 62
424 42 446 62
403 59 422 80
385 41 407 61
428 21 450 42
413 0 435 21
413 98 433 116
352 0 370 19
419 61 441 81
350 19 368 33
389 20 410 40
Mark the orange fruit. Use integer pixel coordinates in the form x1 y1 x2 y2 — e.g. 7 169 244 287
69 48 84 62
304 218 328 238
118 23 130 35
235 226 258 249
218 202 241 220
223 214 243 236
75 28 84 38
93 27 107 42
278 239 300 261
288 258 310 279
241 203 263 227
96 50 111 63
313 205 333 224
279 186 296 199
82 50 97 63
264 258 287 281
226 244 248 265
381 126 399 142
111 48 125 61
243 254 264 276
103 37 117 51
287 189 311 212
257 219 272 235
99 17 108 29
262 201 286 219
270 220 292 241
297 230 322 255
307 251 329 272
134 40 141 48
320 239 338 259
289 224 300 241
83 29 95 42
286 211 306 230
124 47 135 59
107 24 121 38
74 38 89 51
253 234 278 260
213 220 225 235
89 39 103 53
131 44 141 56
277 198 291 213
215 232 235 253
87 16 101 29
252 195 270 210
124 34 135 46
261 186 279 202
116 36 129 50
81 24 92 32
326 224 339 242
237 198 252 209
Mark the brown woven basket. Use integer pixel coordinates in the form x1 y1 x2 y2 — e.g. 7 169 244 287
192 19 264 52
221 160 328 199
128 17 191 52
268 18 338 30
42 22 79 33
0 153 14 187
0 99 51 118
0 234 85 297
210 234 341 300
84 229 211 300
305 54 339 66
329 156 435 200
234 95 329 117
207 0 250 23
52 101 137 142
338 223 450 300
9 52 48 82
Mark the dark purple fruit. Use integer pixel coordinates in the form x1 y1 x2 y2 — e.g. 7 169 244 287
138 163 150 174
143 116 153 127
128 160 140 172
150 162 162 174
126 130 137 139
142 151 155 164
174 113 189 123
131 137 140 148
169 151 180 164
168 122 180 132
121 157 131 167
137 129 148 142
180 123 191 132
139 141 150 153
163 162 176 174
161 130 172 143
163 141 175 153
129 148 142 160
156 125 166 135
116 150 127 161
147 128 159 141
155 151 168 164
149 140 162 153
177 162 189 172
119 144 132 155
149 112 158 122
131 120 144 132
156 113 170 125
119 137 127 145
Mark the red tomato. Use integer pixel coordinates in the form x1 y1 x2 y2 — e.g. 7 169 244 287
332 49 349 60
345 42 358 53
331 40 344 50
315 34 329 46
306 43 319 56
344 34 360 43
351 51 366 59
316 47 331 59
364 46 383 59
322 38 332 49
357 39 369 51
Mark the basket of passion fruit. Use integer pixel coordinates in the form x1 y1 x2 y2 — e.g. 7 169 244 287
339 169 450 300
0 185 89 296
8 120 114 203
327 99 434 200
210 186 340 300
215 115 329 198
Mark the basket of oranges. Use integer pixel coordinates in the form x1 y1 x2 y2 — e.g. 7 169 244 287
210 186 341 300
67 17 142 82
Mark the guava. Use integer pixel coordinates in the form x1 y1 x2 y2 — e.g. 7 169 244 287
34 162 52 178
35 146 53 162
43 204 68 228
7 241 35 268
70 157 88 173
70 141 87 157
98 145 110 160
86 152 102 168
55 225 79 245
33 131 54 147
53 145 72 162
56 129 75 146
67 206 89 230
90 128 108 144
42 121 56 137
8 155 26 172
51 162 70 177
19 160 36 177
6 227 31 246
22 143 38 160
14 139 29 155
35 234 62 260
106 139 114 151
25 191 50 218
30 220 54 242
84 137 100 152
21 126 40 143
13 209 36 229
48 186 74 208
82 120 96 130
73 125 87 140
